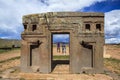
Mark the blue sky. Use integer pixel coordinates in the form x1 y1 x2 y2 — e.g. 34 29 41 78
53 34 69 43
0 0 120 43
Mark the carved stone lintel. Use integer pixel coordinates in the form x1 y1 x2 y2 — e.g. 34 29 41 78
80 40 93 49
28 40 42 45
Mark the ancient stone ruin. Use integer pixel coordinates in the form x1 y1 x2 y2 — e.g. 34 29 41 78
21 12 104 74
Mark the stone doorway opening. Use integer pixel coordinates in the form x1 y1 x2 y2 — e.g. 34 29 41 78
51 33 70 73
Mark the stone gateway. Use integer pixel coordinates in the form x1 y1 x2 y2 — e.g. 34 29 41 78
21 12 104 74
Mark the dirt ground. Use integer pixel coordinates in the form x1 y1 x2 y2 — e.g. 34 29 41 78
0 50 20 72
0 49 20 61
8 73 113 80
104 44 120 60
0 45 120 80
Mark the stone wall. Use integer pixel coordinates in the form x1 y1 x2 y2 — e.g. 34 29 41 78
21 12 104 73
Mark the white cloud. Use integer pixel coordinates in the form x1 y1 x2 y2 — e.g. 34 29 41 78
53 34 69 43
0 0 105 39
53 34 69 39
105 38 120 44
1 0 120 44
105 10 120 43
105 10 120 34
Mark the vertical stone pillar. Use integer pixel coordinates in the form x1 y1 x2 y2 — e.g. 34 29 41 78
70 32 81 73
21 40 31 72
39 37 51 73
94 35 104 73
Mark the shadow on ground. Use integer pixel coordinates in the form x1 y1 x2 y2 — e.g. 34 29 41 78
52 60 69 71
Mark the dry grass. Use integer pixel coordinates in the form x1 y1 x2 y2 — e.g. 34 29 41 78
104 58 120 75
0 45 120 80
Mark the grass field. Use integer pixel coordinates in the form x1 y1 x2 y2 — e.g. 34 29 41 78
0 49 10 53
0 48 20 54
104 58 120 75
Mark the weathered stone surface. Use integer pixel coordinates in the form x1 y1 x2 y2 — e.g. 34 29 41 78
21 12 104 74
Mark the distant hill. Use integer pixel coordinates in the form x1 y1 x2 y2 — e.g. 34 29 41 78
0 38 21 48
53 42 69 44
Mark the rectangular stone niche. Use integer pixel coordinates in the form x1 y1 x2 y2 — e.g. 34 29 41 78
30 44 40 67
